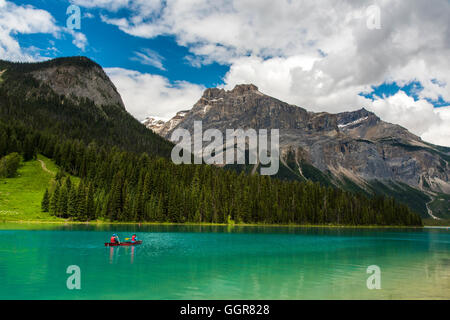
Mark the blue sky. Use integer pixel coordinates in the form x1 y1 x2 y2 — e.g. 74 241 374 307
1 0 449 146
12 0 229 88
361 82 450 108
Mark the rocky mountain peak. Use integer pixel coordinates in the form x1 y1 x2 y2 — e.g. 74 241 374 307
10 56 126 110
202 87 226 100
230 84 259 95
200 84 260 101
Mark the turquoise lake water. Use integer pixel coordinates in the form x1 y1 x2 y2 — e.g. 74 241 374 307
0 224 449 299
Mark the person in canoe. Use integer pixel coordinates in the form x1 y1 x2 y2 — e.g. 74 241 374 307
130 234 138 243
110 234 120 244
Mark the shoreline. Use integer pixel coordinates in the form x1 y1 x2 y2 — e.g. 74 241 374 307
0 219 431 229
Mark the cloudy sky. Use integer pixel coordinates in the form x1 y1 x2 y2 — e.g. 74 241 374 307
1 0 449 146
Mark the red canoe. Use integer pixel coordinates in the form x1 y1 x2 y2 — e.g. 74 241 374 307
104 240 142 247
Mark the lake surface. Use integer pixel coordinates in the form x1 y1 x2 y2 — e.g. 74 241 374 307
0 224 449 299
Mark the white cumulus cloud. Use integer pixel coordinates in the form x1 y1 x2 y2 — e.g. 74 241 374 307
0 1 91 60
421 107 450 147
0 0 59 61
66 29 88 51
106 67 204 121
74 0 450 146
368 91 450 146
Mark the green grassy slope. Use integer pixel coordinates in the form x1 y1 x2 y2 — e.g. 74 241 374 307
0 155 72 222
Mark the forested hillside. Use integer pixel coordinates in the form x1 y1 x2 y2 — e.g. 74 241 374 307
0 57 422 226
0 57 173 157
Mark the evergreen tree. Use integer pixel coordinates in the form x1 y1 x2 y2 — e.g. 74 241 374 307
77 181 87 220
67 187 78 219
23 134 36 161
0 131 7 157
57 186 68 218
41 189 50 212
50 184 60 215
86 182 95 220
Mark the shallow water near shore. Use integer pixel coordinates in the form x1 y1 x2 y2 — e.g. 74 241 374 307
0 223 449 299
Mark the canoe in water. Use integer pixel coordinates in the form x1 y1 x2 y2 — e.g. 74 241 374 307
104 240 142 247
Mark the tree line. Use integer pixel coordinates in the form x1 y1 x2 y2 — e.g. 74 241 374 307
0 120 422 226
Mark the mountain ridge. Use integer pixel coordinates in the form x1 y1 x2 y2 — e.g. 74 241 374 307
0 56 125 110
145 84 450 218
0 56 173 157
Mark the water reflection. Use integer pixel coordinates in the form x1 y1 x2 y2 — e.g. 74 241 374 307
108 246 137 264
0 222 434 235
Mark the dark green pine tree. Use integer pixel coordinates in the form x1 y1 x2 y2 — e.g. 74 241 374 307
65 177 72 192
41 189 50 212
57 186 69 218
156 193 165 222
77 181 87 220
118 181 129 221
86 182 95 221
193 207 202 223
50 184 60 216
55 169 65 182
123 192 133 221
107 172 123 221
0 131 7 157
134 171 145 221
67 187 78 219
23 134 36 161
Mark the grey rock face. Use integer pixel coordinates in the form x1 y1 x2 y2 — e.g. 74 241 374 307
151 84 449 194
31 57 125 109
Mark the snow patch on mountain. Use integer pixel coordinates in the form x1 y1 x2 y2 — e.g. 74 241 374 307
338 116 369 129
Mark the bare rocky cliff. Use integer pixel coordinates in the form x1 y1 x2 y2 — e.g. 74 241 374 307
28 57 125 109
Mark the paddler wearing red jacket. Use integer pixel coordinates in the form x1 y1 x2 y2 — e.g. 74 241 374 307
110 234 120 244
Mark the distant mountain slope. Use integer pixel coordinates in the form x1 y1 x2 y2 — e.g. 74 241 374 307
0 57 173 157
146 84 450 218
